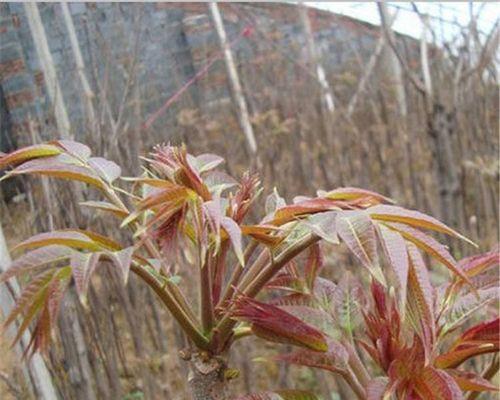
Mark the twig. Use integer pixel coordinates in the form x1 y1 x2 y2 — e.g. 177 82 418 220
0 371 22 398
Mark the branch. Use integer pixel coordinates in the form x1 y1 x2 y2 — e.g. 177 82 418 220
200 253 215 333
347 10 398 117
377 3 428 95
460 21 499 84
131 263 209 350
212 234 320 349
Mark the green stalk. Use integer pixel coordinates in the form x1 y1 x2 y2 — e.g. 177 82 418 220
200 253 214 333
338 369 366 400
217 240 261 309
212 234 319 350
131 264 209 350
104 184 203 346
344 341 371 387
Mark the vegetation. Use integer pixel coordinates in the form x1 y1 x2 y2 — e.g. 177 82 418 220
1 141 498 399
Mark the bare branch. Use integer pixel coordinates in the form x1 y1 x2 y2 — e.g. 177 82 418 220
347 10 398 117
377 3 428 95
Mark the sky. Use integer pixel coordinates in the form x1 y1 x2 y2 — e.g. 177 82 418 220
305 2 499 43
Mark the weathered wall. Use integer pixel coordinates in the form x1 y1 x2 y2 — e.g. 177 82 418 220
0 2 410 147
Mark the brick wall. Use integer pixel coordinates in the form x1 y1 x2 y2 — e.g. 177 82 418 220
0 2 416 148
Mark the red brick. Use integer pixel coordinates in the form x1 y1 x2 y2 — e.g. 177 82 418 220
0 58 25 80
5 89 35 109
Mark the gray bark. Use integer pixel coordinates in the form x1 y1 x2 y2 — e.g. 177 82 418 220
188 353 228 400
208 2 258 155
24 3 71 138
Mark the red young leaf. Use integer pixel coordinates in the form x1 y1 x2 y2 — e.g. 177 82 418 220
221 217 244 267
447 369 499 392
5 156 104 188
3 269 56 329
366 377 389 400
302 211 339 244
377 224 409 313
191 153 224 173
406 244 435 358
13 230 121 253
1 245 74 282
412 367 463 400
71 252 102 305
13 231 102 253
446 287 499 333
459 248 499 278
304 243 323 290
107 247 134 284
436 318 500 368
52 140 91 160
274 338 349 373
337 210 385 284
322 186 394 206
231 296 328 352
270 198 339 226
241 225 284 247
46 267 72 326
88 157 121 183
368 205 475 245
384 222 471 285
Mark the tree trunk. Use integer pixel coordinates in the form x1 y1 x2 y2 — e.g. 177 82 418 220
208 2 258 157
60 2 96 128
187 353 229 400
23 3 71 137
428 103 460 230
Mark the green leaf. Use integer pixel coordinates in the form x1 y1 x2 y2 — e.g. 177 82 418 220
0 144 62 169
13 230 119 253
4 156 104 188
331 273 365 335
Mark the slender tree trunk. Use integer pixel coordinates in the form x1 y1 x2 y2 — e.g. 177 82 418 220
298 2 335 113
378 3 407 118
187 353 229 400
208 2 258 157
58 291 97 400
24 3 71 137
60 3 96 128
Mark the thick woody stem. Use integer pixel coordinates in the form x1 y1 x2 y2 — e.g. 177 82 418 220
187 353 229 400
